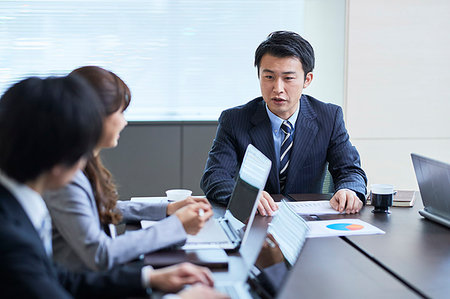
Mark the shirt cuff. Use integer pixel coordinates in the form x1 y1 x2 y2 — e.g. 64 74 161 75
141 265 154 288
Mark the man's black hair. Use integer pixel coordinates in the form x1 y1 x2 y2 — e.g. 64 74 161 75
254 31 315 78
0 76 104 183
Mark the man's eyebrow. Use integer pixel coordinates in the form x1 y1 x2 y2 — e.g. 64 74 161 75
261 69 274 73
261 69 297 75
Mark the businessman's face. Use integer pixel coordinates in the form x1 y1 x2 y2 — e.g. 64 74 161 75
259 54 312 120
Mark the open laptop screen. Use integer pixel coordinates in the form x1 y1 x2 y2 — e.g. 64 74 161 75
411 153 450 220
226 143 272 224
227 177 259 224
249 200 309 297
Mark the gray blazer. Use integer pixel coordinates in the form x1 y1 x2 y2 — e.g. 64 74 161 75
44 170 187 271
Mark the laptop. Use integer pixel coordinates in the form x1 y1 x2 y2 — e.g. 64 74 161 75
215 200 310 299
181 144 272 250
411 153 450 228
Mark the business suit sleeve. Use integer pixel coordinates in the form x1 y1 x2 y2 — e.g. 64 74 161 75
326 106 367 201
200 110 239 205
56 262 145 299
0 222 73 299
116 200 169 222
45 183 187 271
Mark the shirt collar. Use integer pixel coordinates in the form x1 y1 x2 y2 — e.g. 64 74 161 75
0 171 49 232
265 101 300 134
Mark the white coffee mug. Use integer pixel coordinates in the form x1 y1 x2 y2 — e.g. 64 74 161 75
165 189 192 202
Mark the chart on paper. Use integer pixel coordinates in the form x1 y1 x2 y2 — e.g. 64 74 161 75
306 219 385 238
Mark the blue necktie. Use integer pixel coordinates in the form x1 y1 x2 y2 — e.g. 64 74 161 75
280 120 294 191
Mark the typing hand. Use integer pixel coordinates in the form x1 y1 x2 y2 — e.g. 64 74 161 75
257 191 278 216
178 284 230 299
329 189 363 214
149 263 214 292
175 202 213 235
167 196 211 216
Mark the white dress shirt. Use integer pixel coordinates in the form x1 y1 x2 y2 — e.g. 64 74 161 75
0 171 52 257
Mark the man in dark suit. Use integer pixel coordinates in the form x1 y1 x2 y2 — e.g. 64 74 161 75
0 76 225 298
201 31 367 216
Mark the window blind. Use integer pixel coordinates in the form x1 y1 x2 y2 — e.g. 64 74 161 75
0 0 311 120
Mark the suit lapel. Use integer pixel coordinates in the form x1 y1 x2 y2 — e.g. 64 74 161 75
72 170 102 225
0 185 50 261
249 100 280 193
285 95 318 191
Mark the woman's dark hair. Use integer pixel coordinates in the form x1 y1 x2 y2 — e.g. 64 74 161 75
70 66 131 225
254 31 315 79
0 76 103 183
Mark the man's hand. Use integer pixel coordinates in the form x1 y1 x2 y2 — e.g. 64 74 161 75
257 191 278 216
256 233 284 269
149 263 214 292
167 196 211 216
178 284 230 299
175 202 213 235
329 189 363 214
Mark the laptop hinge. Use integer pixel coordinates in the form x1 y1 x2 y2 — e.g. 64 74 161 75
219 219 240 244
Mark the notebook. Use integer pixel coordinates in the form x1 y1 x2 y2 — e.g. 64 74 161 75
181 144 272 250
411 153 450 228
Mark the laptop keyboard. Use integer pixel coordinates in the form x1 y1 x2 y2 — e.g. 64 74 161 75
216 285 241 299
185 218 230 243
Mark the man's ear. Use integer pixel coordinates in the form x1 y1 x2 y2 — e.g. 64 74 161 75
49 165 64 177
303 72 313 88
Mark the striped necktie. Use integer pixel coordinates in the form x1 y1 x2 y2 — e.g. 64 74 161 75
279 120 294 191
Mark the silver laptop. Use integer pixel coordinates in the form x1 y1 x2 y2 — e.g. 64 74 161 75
215 200 310 299
181 144 272 250
411 153 450 228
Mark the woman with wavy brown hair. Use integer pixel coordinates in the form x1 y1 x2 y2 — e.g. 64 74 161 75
44 66 212 271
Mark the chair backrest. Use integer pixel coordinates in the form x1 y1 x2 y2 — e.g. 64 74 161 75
321 163 334 194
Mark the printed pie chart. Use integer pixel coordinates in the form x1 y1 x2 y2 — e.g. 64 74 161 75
326 223 364 231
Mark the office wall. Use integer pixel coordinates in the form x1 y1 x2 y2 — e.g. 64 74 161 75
346 0 450 189
101 122 218 199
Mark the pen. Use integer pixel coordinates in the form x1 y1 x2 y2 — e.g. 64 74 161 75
265 237 276 248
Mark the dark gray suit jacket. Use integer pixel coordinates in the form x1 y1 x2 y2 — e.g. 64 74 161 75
0 184 146 299
201 95 367 205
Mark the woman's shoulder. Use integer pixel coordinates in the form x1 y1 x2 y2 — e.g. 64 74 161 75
43 170 94 206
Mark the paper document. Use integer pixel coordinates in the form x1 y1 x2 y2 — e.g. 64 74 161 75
141 220 157 229
131 197 167 204
277 200 340 215
131 196 205 203
306 219 385 238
